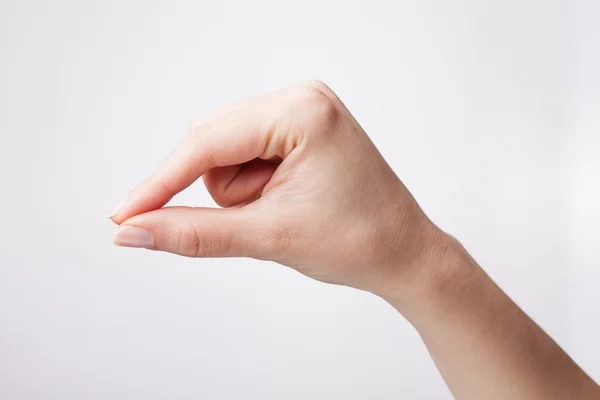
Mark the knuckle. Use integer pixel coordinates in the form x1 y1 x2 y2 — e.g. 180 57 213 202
187 121 207 143
190 220 232 258
186 123 217 168
171 225 201 257
292 83 340 133
301 79 334 96
188 116 209 134
154 177 177 200
187 120 210 145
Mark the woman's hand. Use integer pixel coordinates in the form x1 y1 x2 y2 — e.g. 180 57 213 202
111 80 600 399
111 80 440 299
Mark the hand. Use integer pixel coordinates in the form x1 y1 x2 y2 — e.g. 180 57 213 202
111 80 600 399
111 80 440 298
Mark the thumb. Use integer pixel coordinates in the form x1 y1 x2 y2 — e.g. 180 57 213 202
113 206 273 259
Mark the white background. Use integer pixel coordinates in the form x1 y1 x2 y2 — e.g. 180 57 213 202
0 0 598 398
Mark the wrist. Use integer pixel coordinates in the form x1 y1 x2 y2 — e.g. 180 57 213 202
375 227 484 321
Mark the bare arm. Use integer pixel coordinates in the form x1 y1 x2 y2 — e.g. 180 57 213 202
110 81 600 399
384 233 599 399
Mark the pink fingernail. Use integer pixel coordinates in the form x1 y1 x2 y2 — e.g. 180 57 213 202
110 200 125 219
114 226 154 249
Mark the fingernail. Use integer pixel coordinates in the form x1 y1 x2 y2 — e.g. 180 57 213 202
114 226 154 249
109 200 125 219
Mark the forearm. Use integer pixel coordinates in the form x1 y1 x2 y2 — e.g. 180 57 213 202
381 233 600 400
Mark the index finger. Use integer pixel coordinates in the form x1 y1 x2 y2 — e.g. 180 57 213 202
109 83 328 225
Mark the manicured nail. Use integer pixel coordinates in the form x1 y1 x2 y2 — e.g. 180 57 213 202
114 226 154 249
109 201 125 219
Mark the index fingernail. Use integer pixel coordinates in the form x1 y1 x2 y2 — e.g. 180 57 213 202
110 200 125 219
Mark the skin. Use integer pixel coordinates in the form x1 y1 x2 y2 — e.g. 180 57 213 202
111 80 600 399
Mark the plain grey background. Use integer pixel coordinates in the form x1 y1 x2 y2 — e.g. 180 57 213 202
1 0 598 399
